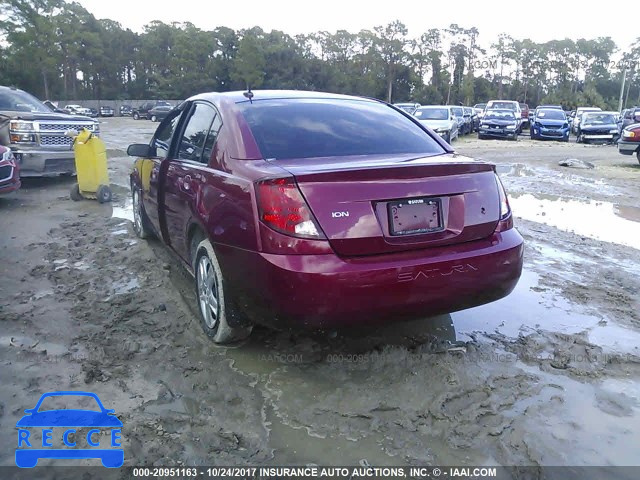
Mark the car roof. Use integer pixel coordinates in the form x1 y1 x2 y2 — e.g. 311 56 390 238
189 90 380 105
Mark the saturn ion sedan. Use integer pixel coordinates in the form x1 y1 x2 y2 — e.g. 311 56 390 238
127 90 524 343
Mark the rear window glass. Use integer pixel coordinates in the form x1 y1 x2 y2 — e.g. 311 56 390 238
488 101 517 110
238 99 444 160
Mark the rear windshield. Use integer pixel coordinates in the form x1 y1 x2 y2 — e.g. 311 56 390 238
488 101 517 110
238 99 444 160
415 107 449 120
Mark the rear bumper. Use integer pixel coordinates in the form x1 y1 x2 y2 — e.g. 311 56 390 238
618 140 640 155
218 229 524 329
12 147 76 177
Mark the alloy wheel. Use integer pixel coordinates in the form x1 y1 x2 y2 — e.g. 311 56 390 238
197 255 219 329
133 190 143 236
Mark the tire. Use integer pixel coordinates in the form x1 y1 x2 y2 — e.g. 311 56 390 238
151 115 157 122
478 133 485 140
511 134 518 141
636 150 640 164
70 183 83 201
194 239 252 344
132 187 154 239
133 112 139 120
96 184 112 203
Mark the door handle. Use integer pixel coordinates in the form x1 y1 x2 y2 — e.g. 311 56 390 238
181 175 193 192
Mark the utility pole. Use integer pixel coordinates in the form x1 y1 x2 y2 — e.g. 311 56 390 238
618 69 627 112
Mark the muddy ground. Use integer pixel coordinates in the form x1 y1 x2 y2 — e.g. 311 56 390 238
1 117 639 476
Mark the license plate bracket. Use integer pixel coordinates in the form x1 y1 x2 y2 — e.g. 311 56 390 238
388 198 443 236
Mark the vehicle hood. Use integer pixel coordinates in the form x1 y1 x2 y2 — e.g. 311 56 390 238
418 119 452 129
535 118 567 127
0 111 95 122
16 410 122 427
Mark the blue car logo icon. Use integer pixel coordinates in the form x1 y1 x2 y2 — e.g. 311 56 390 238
15 391 123 468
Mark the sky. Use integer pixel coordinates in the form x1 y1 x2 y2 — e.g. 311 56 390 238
77 0 638 53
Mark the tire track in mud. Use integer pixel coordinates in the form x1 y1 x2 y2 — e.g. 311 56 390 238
34 215 273 466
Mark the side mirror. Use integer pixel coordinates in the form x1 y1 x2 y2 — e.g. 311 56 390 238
127 143 155 158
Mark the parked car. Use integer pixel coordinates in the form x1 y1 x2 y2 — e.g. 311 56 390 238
119 104 133 117
572 107 602 134
473 103 487 120
618 123 640 163
0 86 99 176
127 90 523 344
99 105 115 117
132 101 172 120
464 106 480 132
621 107 640 129
485 100 522 132
576 111 621 144
0 144 21 195
449 105 470 134
519 103 530 128
147 105 173 122
530 108 570 142
63 104 92 116
88 108 99 118
393 102 421 115
413 105 459 143
478 109 520 141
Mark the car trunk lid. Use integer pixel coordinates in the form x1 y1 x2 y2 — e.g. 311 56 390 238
273 153 501 256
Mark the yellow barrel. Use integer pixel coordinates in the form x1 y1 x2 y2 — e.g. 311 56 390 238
72 128 112 202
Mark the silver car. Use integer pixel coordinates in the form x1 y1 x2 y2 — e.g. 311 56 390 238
414 106 459 143
0 86 98 176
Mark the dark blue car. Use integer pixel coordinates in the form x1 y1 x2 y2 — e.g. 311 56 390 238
530 108 570 141
478 109 519 141
15 391 123 468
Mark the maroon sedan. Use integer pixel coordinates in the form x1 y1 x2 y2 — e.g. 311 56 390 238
128 91 523 343
0 145 21 195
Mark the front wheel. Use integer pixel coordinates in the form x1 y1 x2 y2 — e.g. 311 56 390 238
636 150 640 164
132 187 154 239
151 115 157 122
133 112 139 120
194 239 252 344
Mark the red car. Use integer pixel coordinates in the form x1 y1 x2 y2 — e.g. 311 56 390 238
618 123 640 163
128 91 524 343
0 145 21 195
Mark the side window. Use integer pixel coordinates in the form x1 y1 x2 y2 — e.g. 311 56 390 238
177 103 216 162
152 113 181 160
201 114 223 165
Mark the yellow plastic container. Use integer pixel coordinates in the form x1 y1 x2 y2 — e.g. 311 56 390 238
69 128 112 203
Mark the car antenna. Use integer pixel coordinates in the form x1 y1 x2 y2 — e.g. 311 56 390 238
243 85 254 104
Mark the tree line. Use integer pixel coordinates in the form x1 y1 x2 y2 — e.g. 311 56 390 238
1 0 639 109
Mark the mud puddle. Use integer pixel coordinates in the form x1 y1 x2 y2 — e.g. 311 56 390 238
509 193 640 249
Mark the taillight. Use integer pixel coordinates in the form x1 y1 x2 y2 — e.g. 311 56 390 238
495 173 513 232
256 178 325 239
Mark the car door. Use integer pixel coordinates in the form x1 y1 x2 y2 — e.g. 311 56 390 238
140 111 182 236
163 101 219 263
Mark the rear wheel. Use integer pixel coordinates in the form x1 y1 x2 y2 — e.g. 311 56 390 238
96 184 112 203
151 115 157 122
133 112 139 120
194 239 252 344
